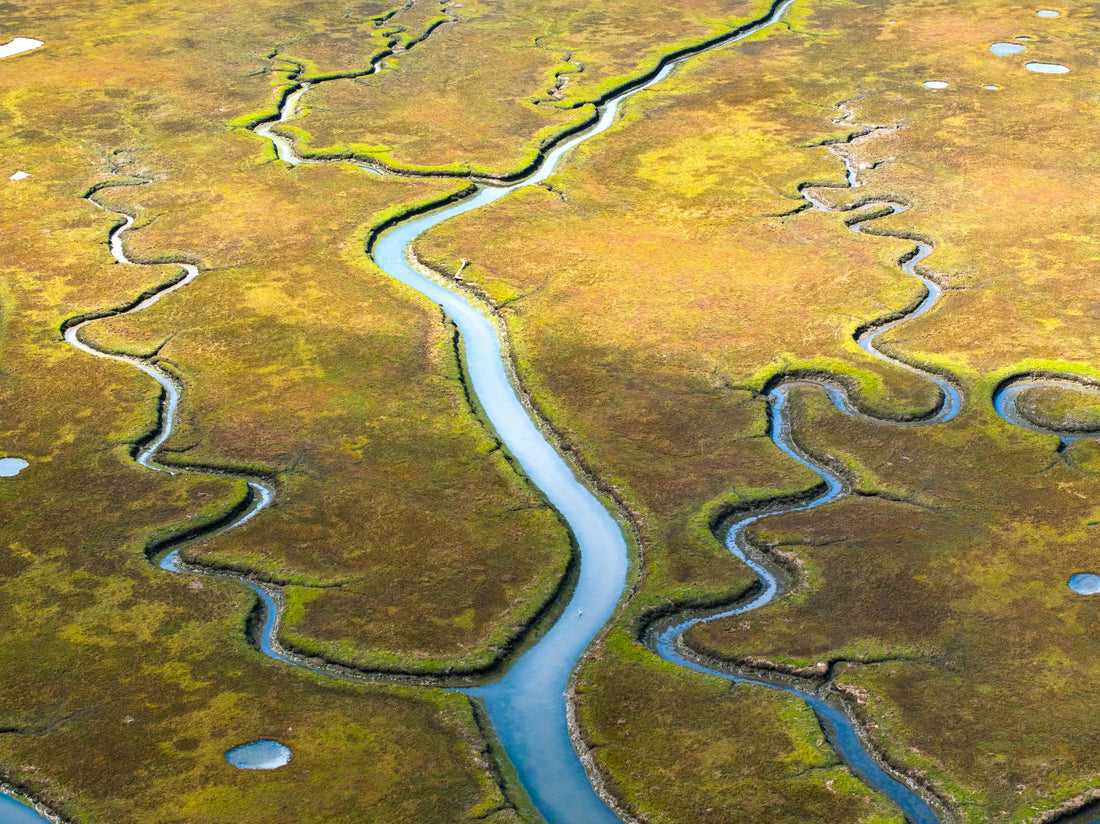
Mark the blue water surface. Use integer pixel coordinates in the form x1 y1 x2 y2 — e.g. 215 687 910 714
225 740 291 770
0 792 49 824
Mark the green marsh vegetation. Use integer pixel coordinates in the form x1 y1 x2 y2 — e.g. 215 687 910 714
417 0 1100 820
5 0 1100 820
1 0 871 819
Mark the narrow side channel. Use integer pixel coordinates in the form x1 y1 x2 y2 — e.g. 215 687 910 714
644 130 961 824
65 185 277 546
994 375 1100 445
2 182 284 823
647 384 942 824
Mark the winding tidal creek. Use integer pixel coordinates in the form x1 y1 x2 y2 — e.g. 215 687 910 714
646 141 961 824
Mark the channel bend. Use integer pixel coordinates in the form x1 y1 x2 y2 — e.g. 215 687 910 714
65 185 278 592
644 130 962 824
995 375 1100 444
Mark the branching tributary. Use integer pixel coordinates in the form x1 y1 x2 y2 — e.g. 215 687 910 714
645 132 961 824
44 1 1100 823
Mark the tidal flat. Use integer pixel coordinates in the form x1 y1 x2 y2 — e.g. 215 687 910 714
417 0 1100 821
2 0 1100 821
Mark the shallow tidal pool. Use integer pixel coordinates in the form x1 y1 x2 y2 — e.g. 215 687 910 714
225 740 292 769
1068 574 1100 595
0 458 29 477
1026 61 1069 72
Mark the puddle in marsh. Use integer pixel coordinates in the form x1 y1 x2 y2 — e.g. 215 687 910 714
983 85 1001 90
225 740 291 769
0 458 29 477
0 37 42 58
923 80 950 89
1036 9 1060 17
9 171 29 181
1026 61 1069 72
991 42 1027 55
1068 574 1100 595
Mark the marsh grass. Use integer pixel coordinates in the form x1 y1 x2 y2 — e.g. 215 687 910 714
6 0 1100 819
416 0 1100 820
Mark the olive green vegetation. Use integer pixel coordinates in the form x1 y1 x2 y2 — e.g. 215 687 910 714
262 0 779 176
0 0 880 818
573 630 905 824
0 145 516 824
415 0 1100 821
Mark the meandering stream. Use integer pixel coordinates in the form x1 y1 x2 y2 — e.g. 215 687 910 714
994 376 1100 444
645 141 960 824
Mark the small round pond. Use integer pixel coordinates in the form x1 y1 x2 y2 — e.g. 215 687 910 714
0 458 29 477
1026 61 1069 73
225 740 291 769
1036 9 1060 17
923 80 950 89
1069 574 1100 595
991 42 1027 55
